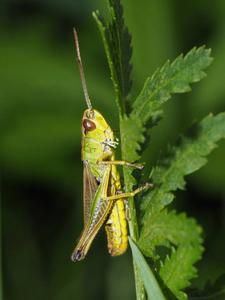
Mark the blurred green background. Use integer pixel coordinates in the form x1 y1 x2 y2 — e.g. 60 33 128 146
1 0 225 299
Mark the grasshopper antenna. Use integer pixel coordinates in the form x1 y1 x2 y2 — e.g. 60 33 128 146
73 28 93 112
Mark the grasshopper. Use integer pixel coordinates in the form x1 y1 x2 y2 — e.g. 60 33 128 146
71 28 149 262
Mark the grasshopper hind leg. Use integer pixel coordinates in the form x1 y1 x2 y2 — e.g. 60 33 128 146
71 249 84 262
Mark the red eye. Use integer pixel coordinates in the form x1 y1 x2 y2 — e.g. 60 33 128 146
82 119 96 131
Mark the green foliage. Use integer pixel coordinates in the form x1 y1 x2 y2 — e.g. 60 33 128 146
140 112 225 218
94 0 225 299
129 237 166 300
131 47 213 129
93 0 133 116
138 210 203 259
159 245 203 299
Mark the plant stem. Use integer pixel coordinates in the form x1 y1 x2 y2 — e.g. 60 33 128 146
122 165 146 299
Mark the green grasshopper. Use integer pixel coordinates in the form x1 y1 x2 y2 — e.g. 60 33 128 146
71 28 149 262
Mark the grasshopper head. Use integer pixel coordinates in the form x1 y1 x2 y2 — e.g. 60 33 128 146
81 109 112 143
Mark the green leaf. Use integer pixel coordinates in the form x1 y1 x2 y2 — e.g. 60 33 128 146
120 115 145 163
93 0 133 116
119 48 213 221
134 112 225 298
138 211 203 299
159 245 203 300
120 114 146 190
131 47 213 128
129 237 167 300
138 210 203 259
141 112 225 220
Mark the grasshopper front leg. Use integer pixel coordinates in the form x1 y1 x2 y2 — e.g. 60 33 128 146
98 160 144 170
96 152 145 170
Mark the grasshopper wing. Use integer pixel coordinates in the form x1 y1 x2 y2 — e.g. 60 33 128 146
83 161 99 226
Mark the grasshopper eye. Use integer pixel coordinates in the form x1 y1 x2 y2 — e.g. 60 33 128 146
83 119 96 131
